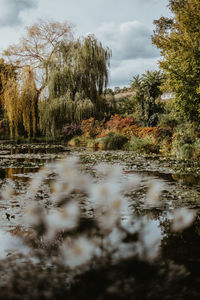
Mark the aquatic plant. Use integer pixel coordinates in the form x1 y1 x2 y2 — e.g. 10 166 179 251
101 133 128 150
0 158 197 299
123 135 158 153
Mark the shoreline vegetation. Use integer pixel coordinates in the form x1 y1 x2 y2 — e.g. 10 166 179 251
0 0 199 164
1 111 200 161
0 1 200 298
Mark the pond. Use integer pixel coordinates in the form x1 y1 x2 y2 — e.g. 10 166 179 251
0 143 200 297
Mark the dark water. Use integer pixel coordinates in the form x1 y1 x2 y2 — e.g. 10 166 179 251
0 144 199 293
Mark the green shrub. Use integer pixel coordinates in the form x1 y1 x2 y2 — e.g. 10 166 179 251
177 143 195 160
68 136 83 147
171 123 200 159
86 138 99 149
102 133 128 150
176 139 200 160
123 136 158 153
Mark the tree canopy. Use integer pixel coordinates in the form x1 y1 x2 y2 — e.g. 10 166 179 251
1 19 73 138
4 19 73 95
48 35 111 102
131 70 164 126
152 0 200 122
39 35 112 137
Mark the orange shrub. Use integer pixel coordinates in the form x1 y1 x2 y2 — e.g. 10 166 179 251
81 118 102 138
105 115 137 132
135 127 158 138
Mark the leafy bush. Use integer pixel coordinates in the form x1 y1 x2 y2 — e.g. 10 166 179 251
123 136 158 153
101 133 128 150
68 136 83 147
62 123 82 139
171 123 200 159
80 117 102 138
105 115 136 132
115 97 135 115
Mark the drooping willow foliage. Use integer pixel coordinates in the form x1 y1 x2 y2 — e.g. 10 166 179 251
39 35 113 137
1 79 21 138
48 35 111 102
20 68 38 137
0 60 19 138
39 92 95 137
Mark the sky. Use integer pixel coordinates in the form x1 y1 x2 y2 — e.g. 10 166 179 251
0 0 170 88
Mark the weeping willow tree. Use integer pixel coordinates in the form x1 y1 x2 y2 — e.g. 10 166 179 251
20 68 38 137
40 35 112 137
39 92 95 138
0 59 17 118
48 35 111 102
1 79 21 138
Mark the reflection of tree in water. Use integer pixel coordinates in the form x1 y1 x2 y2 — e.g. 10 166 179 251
6 167 38 181
161 221 200 277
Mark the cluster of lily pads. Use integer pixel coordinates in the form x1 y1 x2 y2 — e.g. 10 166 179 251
0 157 196 270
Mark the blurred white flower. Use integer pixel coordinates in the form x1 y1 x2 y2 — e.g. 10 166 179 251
72 173 92 192
0 230 29 259
138 219 162 260
145 180 165 206
1 184 15 200
54 157 79 177
171 208 196 232
104 228 126 251
123 174 141 191
61 236 95 269
24 203 43 226
50 180 73 202
96 195 129 231
29 170 47 196
89 182 121 206
45 201 80 239
95 163 122 182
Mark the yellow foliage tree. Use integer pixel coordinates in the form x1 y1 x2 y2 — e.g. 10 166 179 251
1 78 21 138
20 68 38 137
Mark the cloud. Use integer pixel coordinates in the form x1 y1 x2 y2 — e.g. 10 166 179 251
96 21 159 61
95 20 160 87
109 58 159 87
0 0 38 27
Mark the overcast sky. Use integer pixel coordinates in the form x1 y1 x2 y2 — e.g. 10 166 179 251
0 0 170 87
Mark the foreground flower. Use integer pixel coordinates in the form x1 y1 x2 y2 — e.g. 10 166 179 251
24 203 45 227
0 184 15 200
171 208 196 232
145 180 165 206
45 201 80 239
61 236 95 269
0 230 29 259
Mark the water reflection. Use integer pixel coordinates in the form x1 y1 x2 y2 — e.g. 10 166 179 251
0 144 199 283
125 169 200 186
0 167 39 181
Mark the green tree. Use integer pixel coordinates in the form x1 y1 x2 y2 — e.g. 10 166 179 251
152 0 200 123
0 59 16 116
3 19 73 137
131 70 164 126
20 68 38 137
40 35 112 137
48 35 111 103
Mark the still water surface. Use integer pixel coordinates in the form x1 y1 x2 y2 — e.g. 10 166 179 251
0 144 199 282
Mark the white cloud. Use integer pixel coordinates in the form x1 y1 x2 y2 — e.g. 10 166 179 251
109 58 159 87
0 0 38 27
96 21 159 61
95 20 160 87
